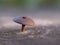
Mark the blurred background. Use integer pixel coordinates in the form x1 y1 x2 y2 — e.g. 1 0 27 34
0 0 60 8
0 0 59 7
